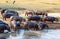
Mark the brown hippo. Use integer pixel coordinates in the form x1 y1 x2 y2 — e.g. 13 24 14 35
23 21 49 30
9 16 26 31
10 16 26 23
1 10 19 20
25 10 35 16
0 9 7 16
35 10 48 16
27 15 42 22
23 21 39 30
42 16 58 23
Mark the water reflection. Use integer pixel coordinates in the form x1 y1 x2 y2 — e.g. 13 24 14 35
0 29 60 39
23 30 41 39
0 33 10 39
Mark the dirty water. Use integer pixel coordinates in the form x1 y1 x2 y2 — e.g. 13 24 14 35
0 29 60 39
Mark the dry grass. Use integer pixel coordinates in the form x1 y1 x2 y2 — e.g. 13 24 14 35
0 0 60 12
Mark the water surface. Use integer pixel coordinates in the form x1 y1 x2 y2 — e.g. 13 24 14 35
0 29 60 39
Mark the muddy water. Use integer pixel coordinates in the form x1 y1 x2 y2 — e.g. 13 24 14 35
0 29 60 39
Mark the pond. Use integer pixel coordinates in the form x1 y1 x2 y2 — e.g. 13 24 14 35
0 29 60 39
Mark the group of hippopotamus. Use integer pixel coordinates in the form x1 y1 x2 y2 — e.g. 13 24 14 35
26 10 58 23
0 9 59 33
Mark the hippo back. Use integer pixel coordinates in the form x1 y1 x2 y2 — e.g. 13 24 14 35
13 16 26 22
27 21 38 27
5 10 19 16
39 22 47 26
35 10 47 16
46 16 56 21
26 21 38 30
38 22 48 30
0 20 10 32
0 20 8 25
28 15 41 21
3 13 17 18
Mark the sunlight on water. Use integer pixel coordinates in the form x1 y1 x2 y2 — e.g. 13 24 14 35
40 29 60 39
0 29 60 39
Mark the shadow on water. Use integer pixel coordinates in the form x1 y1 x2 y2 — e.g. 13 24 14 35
0 29 60 39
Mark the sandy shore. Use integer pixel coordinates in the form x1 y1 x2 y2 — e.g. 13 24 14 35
48 13 60 17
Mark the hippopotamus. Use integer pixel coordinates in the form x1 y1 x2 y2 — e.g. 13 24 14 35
10 16 26 23
3 13 18 20
35 10 48 16
38 22 49 30
1 10 19 20
0 9 7 15
25 10 35 16
0 37 6 39
10 16 26 31
5 10 19 15
0 20 11 33
27 15 42 22
23 21 39 30
10 20 21 31
42 16 58 23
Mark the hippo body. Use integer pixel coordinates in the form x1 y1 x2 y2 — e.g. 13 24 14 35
1 10 19 20
25 10 35 16
38 22 49 30
24 21 39 30
43 16 58 23
27 15 42 21
0 20 11 33
10 16 26 31
35 10 47 16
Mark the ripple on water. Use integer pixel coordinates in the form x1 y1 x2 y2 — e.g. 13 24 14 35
40 29 60 39
1 29 60 39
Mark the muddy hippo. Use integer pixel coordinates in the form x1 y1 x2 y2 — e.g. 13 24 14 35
10 20 21 31
38 22 49 30
1 10 19 20
23 21 39 30
0 20 11 33
42 16 58 23
10 16 26 31
35 10 48 16
27 15 42 22
10 16 26 23
25 10 35 16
